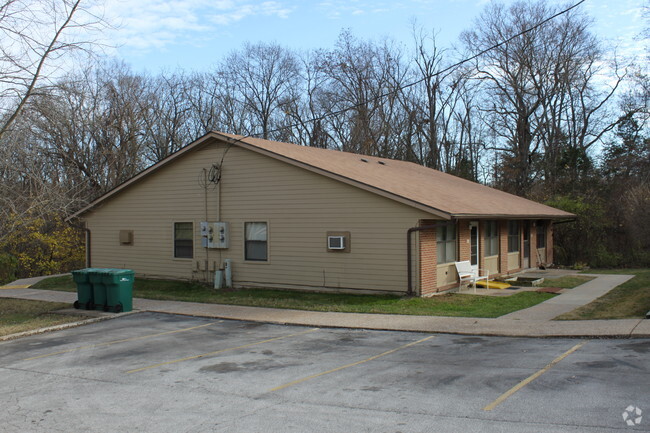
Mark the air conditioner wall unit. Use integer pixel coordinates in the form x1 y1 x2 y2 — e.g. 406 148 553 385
327 235 346 250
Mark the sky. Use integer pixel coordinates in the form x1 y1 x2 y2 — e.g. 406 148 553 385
97 0 647 73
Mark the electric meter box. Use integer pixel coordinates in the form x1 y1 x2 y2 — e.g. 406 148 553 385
201 221 229 249
200 221 210 248
210 222 229 249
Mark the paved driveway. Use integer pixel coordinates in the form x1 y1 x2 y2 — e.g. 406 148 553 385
1 312 648 432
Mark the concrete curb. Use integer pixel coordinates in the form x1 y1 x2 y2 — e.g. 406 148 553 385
132 301 650 339
137 308 650 339
0 311 138 342
1 272 647 340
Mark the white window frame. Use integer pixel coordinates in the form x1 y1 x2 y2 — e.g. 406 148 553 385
173 222 194 259
244 221 268 262
437 224 457 264
484 221 499 257
508 221 520 253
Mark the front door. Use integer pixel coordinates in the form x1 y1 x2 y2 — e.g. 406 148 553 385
523 221 530 268
470 221 479 272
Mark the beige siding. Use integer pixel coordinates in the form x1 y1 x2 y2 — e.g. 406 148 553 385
437 263 457 287
84 141 434 293
507 252 520 271
484 256 499 275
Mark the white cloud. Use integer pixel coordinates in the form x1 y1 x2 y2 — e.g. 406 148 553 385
317 0 404 20
99 0 293 52
208 2 291 25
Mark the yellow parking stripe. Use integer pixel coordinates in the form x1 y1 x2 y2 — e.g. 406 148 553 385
0 285 31 289
23 322 218 361
269 335 436 392
126 328 320 374
482 341 588 411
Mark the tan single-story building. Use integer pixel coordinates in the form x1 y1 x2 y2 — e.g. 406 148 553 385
68 131 574 296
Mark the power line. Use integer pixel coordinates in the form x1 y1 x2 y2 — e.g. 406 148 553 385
217 0 587 158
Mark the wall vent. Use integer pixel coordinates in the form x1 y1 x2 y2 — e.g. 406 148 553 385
327 235 346 250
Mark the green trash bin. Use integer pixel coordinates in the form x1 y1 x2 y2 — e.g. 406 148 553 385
88 269 109 311
102 269 134 313
71 268 100 310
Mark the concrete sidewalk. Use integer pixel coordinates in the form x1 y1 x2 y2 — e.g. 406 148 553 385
1 273 648 338
499 273 634 321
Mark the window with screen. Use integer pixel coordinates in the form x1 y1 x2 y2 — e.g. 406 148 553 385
484 221 499 257
436 224 456 264
508 221 519 253
245 222 268 261
174 222 193 258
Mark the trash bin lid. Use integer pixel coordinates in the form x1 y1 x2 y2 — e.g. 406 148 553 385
101 268 135 283
114 269 134 274
72 268 105 282
72 267 103 274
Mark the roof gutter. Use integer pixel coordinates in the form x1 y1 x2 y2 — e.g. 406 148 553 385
67 219 91 268
552 218 576 225
407 221 455 296
450 213 576 219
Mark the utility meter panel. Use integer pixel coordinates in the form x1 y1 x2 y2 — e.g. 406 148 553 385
200 221 210 248
209 222 229 249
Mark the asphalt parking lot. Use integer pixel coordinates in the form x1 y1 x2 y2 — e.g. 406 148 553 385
1 312 648 433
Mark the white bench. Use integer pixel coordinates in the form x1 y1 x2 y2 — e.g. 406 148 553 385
454 261 489 293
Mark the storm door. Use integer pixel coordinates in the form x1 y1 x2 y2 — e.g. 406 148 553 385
469 221 479 272
523 221 531 268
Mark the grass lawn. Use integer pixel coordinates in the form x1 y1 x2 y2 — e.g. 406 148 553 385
545 275 594 289
32 274 555 318
556 269 650 320
0 298 86 337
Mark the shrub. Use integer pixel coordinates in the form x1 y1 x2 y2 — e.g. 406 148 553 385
0 213 85 279
0 253 18 284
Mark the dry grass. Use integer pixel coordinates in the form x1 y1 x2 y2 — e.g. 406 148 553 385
544 275 594 289
34 275 555 318
0 298 86 337
556 269 650 320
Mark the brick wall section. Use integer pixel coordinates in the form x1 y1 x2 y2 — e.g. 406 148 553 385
499 220 509 274
457 222 470 262
417 218 556 294
419 229 437 296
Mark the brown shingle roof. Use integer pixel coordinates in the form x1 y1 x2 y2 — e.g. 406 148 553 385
218 132 574 219
68 131 574 220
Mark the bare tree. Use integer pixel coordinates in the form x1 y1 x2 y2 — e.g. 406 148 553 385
139 72 194 164
409 27 458 169
24 62 148 198
0 0 104 140
461 0 621 195
279 51 331 148
314 31 408 157
183 72 229 137
218 42 301 139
